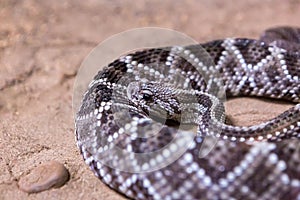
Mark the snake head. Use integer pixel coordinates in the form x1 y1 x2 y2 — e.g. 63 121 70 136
127 81 182 123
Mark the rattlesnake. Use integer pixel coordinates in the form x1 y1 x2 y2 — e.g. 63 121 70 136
75 27 300 200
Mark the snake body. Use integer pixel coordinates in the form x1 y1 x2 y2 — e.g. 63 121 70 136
75 27 300 200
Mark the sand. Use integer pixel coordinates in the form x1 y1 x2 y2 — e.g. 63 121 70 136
0 0 299 199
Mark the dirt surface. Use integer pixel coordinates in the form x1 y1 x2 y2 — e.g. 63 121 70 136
0 0 299 199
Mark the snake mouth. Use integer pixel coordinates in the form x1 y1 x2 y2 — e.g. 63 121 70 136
140 104 198 132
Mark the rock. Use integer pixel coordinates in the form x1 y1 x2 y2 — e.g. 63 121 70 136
18 161 70 193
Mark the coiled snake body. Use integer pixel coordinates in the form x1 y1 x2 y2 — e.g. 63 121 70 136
75 27 300 200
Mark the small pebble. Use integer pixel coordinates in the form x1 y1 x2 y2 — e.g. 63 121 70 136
18 161 70 193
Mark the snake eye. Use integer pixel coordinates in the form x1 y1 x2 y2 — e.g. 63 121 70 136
141 90 153 101
143 93 152 101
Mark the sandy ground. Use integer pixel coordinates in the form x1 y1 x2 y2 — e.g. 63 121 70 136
0 0 299 199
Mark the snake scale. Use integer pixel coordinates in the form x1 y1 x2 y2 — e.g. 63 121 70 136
75 27 300 200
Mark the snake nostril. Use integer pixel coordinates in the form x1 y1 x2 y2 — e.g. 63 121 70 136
127 81 141 102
